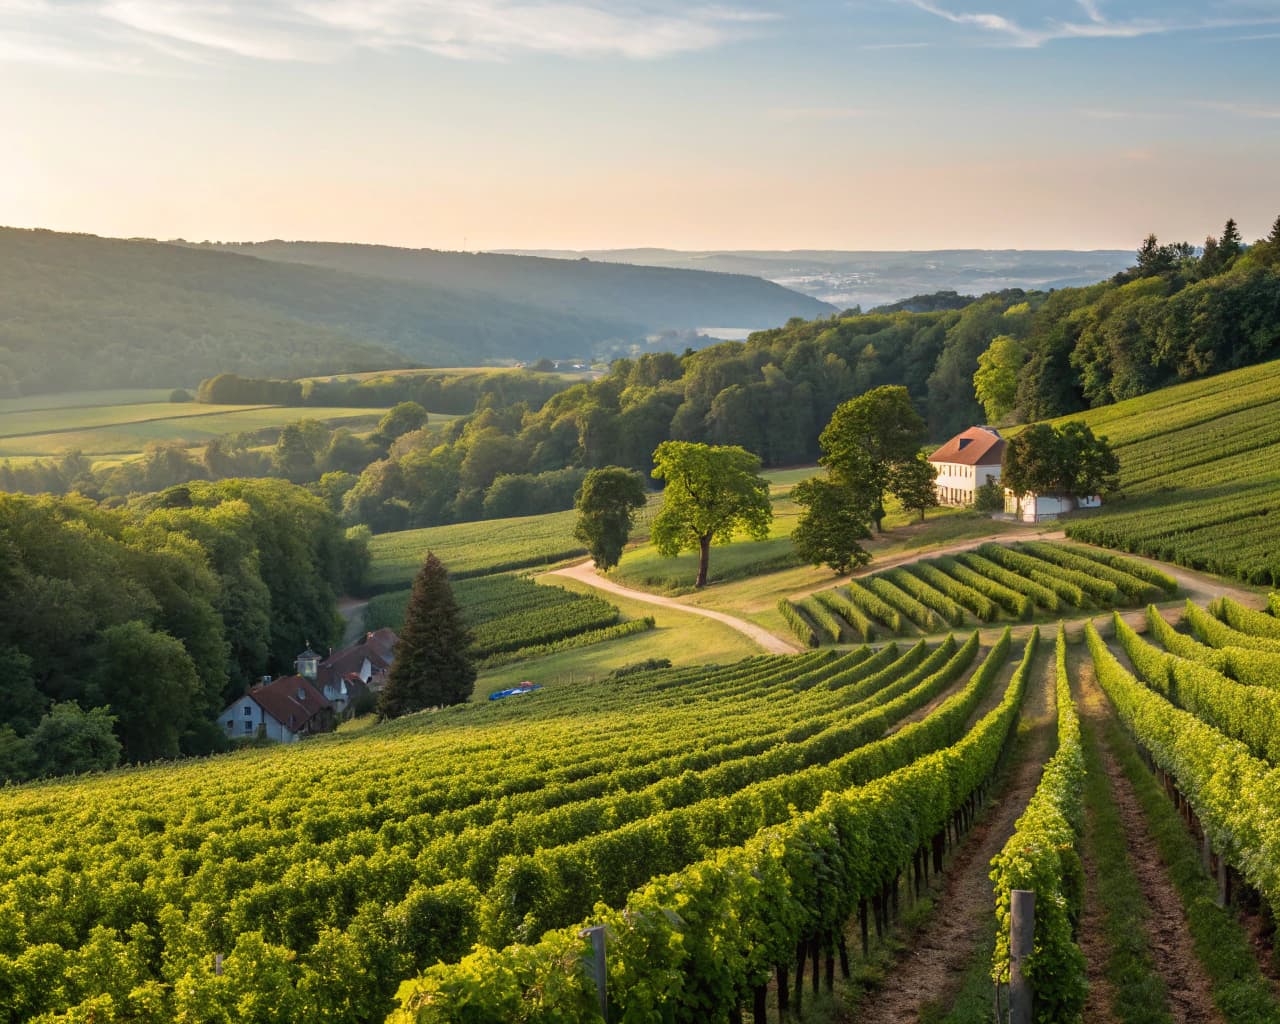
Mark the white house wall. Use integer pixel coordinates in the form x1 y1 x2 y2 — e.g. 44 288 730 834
219 695 298 743
932 462 1001 506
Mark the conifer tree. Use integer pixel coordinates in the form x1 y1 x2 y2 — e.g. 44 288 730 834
378 552 475 717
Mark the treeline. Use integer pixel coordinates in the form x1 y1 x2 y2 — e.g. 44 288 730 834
334 296 1034 531
0 479 365 782
989 217 1280 420
195 368 572 415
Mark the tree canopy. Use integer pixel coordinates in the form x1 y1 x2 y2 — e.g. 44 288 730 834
1002 421 1119 498
573 467 649 571
649 442 772 588
818 385 927 532
790 476 874 574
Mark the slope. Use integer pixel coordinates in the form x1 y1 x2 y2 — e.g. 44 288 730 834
2 228 823 397
1048 358 1280 584
194 239 836 332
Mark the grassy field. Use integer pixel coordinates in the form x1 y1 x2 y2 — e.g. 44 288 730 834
0 388 176 413
366 507 587 589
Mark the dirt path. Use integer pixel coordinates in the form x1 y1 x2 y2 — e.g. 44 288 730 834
1076 646 1224 1024
547 559 802 655
855 637 1056 1024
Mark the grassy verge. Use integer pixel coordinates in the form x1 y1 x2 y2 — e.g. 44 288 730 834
922 913 998 1024
1099 703 1280 1022
1078 701 1174 1024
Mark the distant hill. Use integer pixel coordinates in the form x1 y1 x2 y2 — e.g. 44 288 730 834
191 240 836 335
0 229 831 397
497 248 1134 309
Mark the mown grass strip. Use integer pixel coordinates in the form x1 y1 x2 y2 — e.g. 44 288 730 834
1078 696 1175 1024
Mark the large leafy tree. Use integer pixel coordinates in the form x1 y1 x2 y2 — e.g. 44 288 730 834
650 442 772 588
791 476 874 573
379 552 475 717
818 385 926 532
573 466 648 571
1003 421 1118 498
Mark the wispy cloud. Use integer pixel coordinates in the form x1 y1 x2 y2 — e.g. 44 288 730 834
859 40 931 49
903 0 1280 49
0 0 779 69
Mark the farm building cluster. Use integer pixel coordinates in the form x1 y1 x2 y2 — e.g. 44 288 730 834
218 628 398 743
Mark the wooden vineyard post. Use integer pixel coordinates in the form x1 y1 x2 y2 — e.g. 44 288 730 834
1009 890 1035 1024
579 926 607 1020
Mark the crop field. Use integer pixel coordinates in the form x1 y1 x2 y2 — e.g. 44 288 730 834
1048 357 1280 585
366 507 587 589
364 573 648 667
0 623 1037 1022
780 540 1177 645
0 384 453 461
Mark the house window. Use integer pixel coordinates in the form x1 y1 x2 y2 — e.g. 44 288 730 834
225 720 233 731
243 721 252 734
243 706 252 717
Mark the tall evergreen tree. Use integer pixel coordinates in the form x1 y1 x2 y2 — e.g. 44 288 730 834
1220 217 1243 263
379 552 475 717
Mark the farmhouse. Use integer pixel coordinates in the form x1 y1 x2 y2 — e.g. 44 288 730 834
303 628 399 717
928 426 1005 506
220 674 334 743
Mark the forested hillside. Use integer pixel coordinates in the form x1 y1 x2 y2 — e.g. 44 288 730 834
0 229 827 397
197 240 836 335
0 479 363 778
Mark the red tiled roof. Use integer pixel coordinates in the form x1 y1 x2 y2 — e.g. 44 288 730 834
928 426 1005 467
251 675 332 731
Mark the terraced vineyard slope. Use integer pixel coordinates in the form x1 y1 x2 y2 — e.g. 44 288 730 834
1051 358 1280 585
365 573 653 668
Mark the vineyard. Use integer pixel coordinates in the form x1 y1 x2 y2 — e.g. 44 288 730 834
0 622 1043 1023
1053 357 1280 585
778 541 1177 645
364 573 652 667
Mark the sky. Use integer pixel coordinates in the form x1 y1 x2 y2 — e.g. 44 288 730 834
3 0 1279 250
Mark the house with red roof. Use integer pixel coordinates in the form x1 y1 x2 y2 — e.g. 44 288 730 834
927 426 1005 506
217 629 399 741
296 629 399 718
219 674 334 743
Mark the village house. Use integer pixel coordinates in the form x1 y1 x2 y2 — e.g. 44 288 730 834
218 628 399 742
927 426 1005 506
220 673 334 743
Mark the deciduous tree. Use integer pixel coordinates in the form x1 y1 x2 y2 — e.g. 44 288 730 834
379 552 475 717
1003 421 1118 499
650 442 772 588
791 476 873 573
573 467 648 571
890 452 940 522
819 386 926 532
974 335 1028 423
